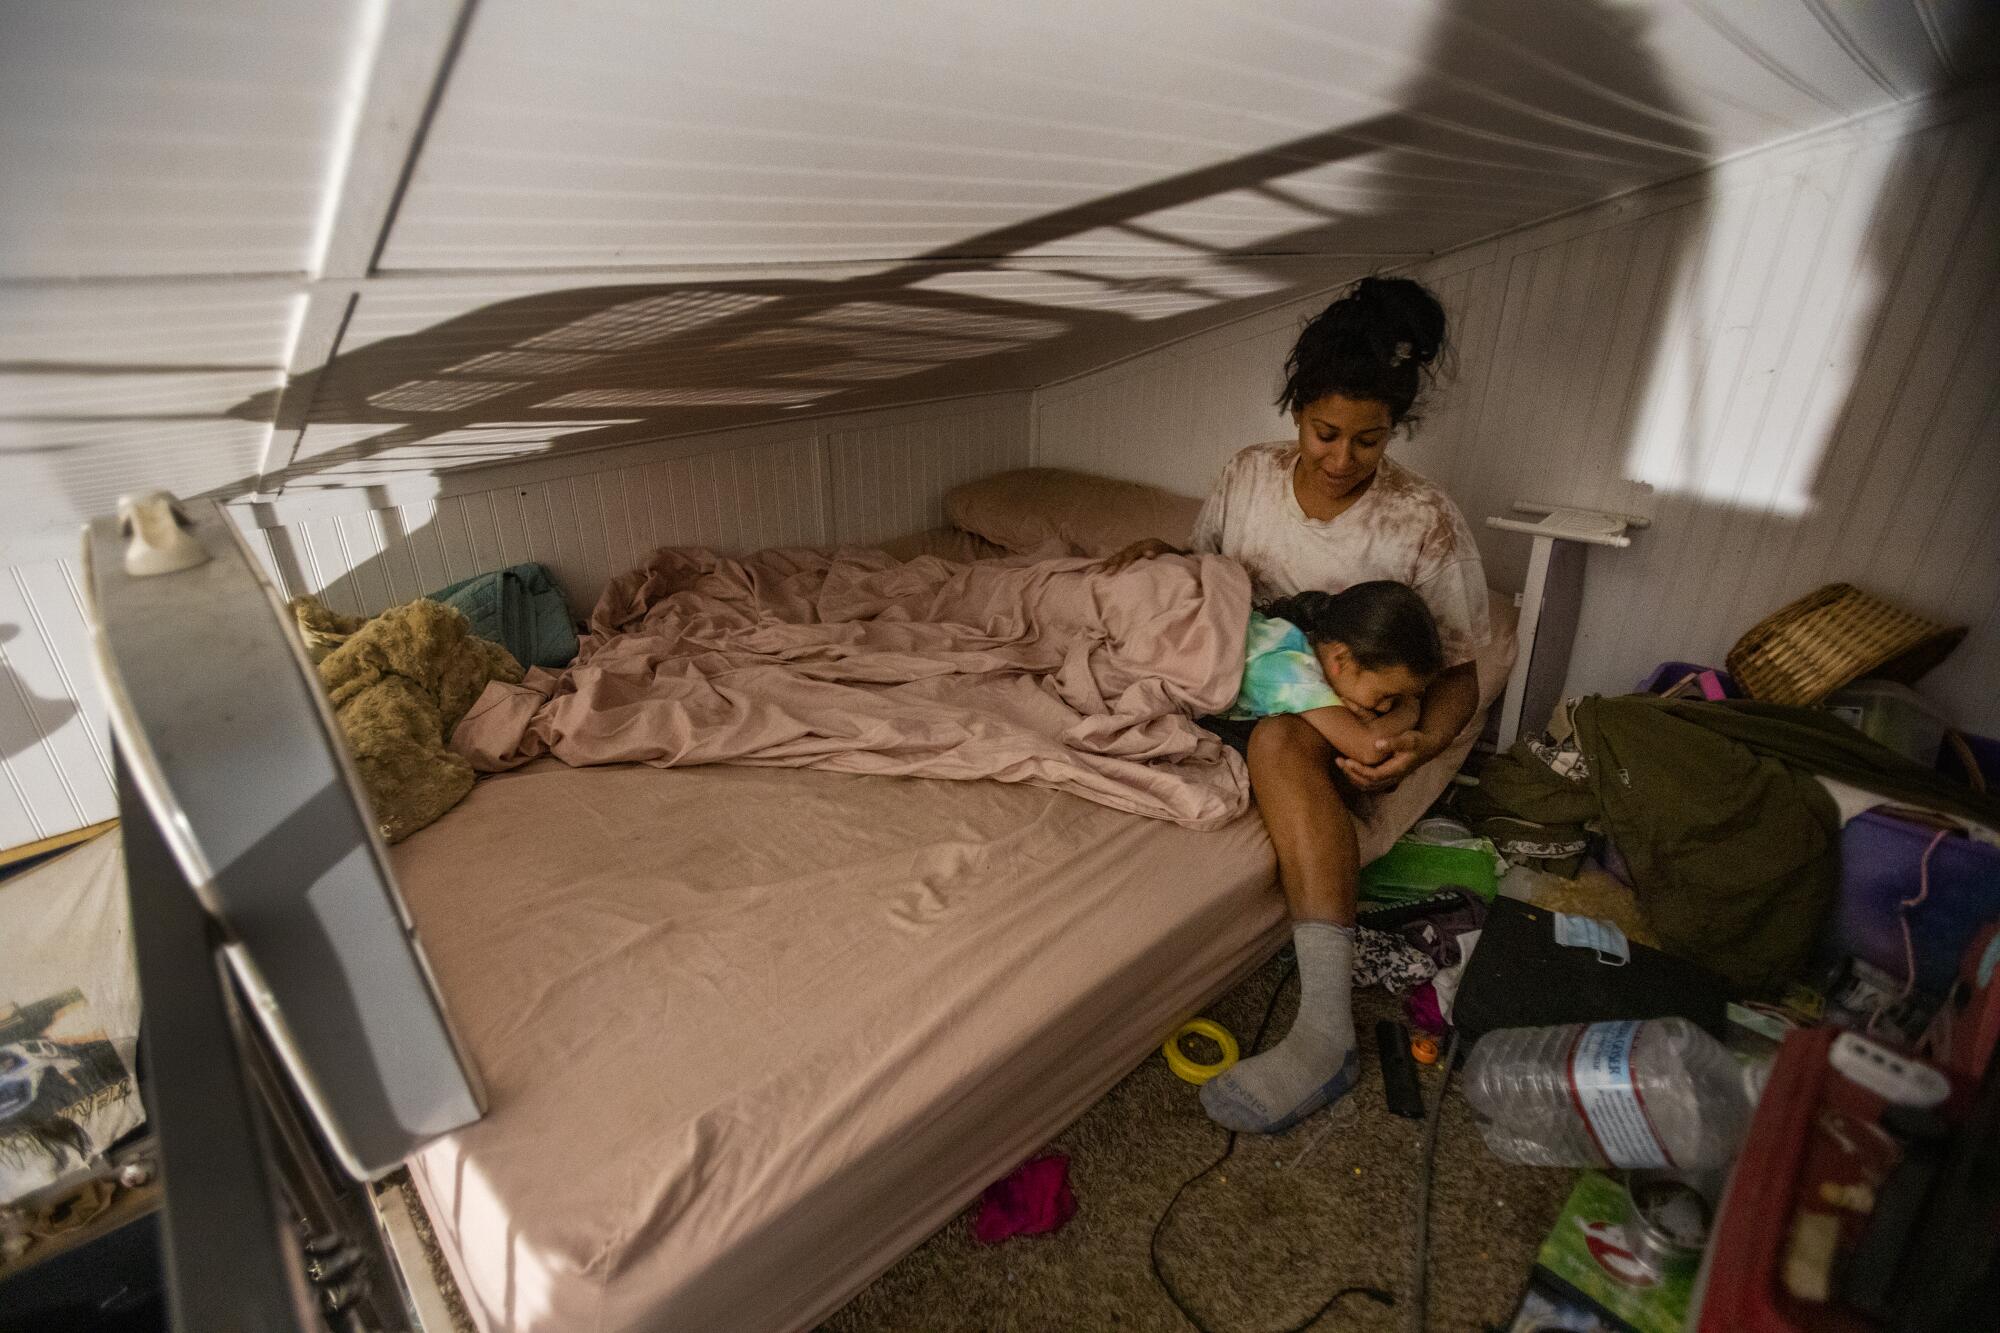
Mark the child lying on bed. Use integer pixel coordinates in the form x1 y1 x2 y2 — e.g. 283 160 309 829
1208 580 1445 774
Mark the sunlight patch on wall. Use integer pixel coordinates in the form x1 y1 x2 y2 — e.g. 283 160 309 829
800 302 1067 341
297 421 642 481
1015 226 1218 261
368 379 523 412
444 349 610 376
334 287 550 354
773 360 927 382
719 326 1019 361
516 291 781 352
910 264 1294 320
538 387 835 408
1622 139 1899 517
1122 186 1334 252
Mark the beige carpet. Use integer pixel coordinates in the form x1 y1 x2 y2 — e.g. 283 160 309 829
822 954 1577 1332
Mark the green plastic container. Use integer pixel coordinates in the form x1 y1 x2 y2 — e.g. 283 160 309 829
1358 838 1499 906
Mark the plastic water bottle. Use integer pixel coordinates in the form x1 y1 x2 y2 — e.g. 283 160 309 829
1462 1018 1757 1170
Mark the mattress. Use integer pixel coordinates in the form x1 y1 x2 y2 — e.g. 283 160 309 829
392 596 1515 1333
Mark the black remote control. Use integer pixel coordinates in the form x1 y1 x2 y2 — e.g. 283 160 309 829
1377 1019 1425 1120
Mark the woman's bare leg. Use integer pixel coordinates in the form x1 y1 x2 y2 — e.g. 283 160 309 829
1199 714 1362 1133
1243 714 1360 924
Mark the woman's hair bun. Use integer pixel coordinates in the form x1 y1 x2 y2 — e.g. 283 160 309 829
1277 275 1450 422
1347 276 1445 368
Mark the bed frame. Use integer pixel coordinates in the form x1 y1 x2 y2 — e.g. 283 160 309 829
85 498 481 1331
79 490 1541 1332
117 751 428 1331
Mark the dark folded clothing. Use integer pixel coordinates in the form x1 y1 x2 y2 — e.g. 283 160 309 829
428 562 578 671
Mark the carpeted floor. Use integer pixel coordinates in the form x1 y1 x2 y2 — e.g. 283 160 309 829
821 953 1577 1333
382 1173 478 1333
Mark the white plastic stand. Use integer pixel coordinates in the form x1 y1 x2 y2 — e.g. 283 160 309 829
1485 502 1648 748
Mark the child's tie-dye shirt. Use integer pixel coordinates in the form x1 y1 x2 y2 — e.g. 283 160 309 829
1224 611 1342 720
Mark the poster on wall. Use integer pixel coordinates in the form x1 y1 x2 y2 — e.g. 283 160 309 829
0 989 142 1202
0 834 144 1205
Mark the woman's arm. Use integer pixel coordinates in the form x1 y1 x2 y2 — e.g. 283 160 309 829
1334 659 1478 791
1416 660 1479 746
1099 537 1183 572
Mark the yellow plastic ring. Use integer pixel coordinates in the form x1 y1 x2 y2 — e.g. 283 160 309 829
1162 1018 1240 1085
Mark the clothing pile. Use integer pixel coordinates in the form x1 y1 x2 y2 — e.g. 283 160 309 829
1353 888 1489 995
1458 695 2000 993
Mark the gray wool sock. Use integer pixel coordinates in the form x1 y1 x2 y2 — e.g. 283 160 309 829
1200 922 1359 1134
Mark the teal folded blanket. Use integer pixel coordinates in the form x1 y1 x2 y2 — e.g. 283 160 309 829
428 562 578 670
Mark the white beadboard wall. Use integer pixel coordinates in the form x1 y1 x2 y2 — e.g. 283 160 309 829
1035 90 2000 735
10 83 1999 847
0 394 1028 848
0 561 116 850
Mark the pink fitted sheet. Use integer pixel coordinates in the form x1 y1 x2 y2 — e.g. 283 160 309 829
393 598 1515 1333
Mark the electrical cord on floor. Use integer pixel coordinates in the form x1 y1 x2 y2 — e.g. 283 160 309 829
1149 958 1396 1333
1405 1028 1459 1333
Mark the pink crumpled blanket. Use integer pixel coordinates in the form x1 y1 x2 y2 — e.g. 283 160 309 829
451 546 1253 828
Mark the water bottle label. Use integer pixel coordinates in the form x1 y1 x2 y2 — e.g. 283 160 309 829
1567 1021 1673 1168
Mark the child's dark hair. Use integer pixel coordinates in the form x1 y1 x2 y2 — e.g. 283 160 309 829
1277 276 1448 424
1262 582 1444 679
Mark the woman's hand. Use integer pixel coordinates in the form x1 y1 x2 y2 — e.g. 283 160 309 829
1335 727 1439 792
1099 538 1182 573
1341 662 1477 792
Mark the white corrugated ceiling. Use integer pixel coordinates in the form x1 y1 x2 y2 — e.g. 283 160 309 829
1 0 1992 543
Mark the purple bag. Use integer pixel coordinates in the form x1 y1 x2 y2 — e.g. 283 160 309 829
1828 809 2000 996
1635 660 1738 700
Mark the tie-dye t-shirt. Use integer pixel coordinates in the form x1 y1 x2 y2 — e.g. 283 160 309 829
1224 612 1342 720
1190 445 1490 668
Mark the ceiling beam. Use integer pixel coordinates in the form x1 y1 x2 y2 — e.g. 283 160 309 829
256 0 477 494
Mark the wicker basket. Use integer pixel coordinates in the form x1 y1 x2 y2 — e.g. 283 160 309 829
1726 583 1965 708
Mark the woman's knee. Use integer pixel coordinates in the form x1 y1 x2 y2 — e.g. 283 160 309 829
1246 713 1333 772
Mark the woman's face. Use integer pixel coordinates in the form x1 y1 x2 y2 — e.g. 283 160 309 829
1292 393 1394 503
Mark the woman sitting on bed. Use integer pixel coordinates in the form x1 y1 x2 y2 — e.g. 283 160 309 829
1104 276 1490 1134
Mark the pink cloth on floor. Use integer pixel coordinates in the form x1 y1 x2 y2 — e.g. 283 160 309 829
972 1154 1076 1244
1405 982 1447 1034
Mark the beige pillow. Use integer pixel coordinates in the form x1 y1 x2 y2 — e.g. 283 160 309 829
944 468 1204 558
875 526 1011 563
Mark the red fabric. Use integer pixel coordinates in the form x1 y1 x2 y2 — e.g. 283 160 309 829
971 1154 1076 1244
